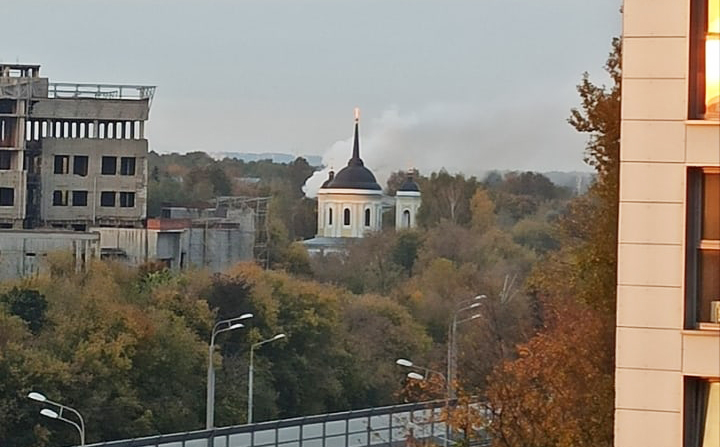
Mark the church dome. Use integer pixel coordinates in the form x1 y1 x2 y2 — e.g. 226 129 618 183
397 173 420 192
325 110 381 191
327 162 381 190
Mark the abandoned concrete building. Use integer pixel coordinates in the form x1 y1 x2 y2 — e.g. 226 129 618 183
0 63 152 230
0 64 262 278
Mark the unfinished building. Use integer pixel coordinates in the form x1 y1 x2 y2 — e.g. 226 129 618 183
0 63 153 230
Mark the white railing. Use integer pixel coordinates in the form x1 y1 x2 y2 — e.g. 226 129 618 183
48 83 155 102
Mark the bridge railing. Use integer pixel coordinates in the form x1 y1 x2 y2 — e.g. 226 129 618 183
83 399 491 447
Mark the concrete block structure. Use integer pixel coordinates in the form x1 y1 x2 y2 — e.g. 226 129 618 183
616 0 719 446
0 64 153 230
93 201 259 272
0 230 99 280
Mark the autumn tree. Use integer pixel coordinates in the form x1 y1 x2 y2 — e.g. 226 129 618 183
417 170 479 227
485 38 621 447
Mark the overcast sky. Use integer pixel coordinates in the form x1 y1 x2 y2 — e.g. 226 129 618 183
4 0 621 183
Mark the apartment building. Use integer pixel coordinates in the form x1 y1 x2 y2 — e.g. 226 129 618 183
616 0 719 446
0 64 152 230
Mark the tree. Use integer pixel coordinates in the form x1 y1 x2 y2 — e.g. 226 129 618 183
0 288 47 333
485 38 621 447
485 298 614 447
417 170 479 227
392 230 424 277
470 189 496 233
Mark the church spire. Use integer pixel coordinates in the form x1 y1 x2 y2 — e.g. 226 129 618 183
349 107 363 166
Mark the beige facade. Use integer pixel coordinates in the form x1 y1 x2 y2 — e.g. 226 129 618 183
316 188 384 238
0 64 152 229
395 190 421 229
616 0 720 446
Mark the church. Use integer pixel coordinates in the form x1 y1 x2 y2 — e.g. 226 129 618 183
302 110 421 254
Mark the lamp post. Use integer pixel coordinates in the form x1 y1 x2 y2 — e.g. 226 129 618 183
206 313 253 429
396 358 446 383
248 333 286 424
28 392 85 446
447 295 486 399
396 358 448 447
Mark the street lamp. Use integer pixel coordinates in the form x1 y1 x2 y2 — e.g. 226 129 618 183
28 391 85 446
447 295 486 398
396 358 448 447
248 333 286 424
206 313 253 429
396 358 446 383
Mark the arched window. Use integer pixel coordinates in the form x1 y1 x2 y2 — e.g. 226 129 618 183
364 208 371 227
328 207 333 225
403 210 411 228
344 208 351 226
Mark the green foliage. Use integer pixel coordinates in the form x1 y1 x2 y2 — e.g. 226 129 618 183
416 170 479 227
0 287 47 333
510 219 560 254
0 263 213 446
391 230 424 277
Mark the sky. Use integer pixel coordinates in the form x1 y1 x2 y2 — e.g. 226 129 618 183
4 0 621 191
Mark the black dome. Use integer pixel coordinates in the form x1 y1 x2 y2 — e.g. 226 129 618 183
398 177 420 192
327 164 382 190
325 113 381 190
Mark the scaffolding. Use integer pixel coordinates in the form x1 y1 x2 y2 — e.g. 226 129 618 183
214 196 271 269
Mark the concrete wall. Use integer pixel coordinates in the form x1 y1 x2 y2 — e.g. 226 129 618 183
94 224 255 272
0 230 99 280
40 138 147 224
186 227 255 272
93 227 150 265
31 98 149 121
615 0 720 445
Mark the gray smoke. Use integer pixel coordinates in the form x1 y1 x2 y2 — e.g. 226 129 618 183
303 103 590 198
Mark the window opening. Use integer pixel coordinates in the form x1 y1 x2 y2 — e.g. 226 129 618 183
101 156 117 175
344 208 351 226
72 191 88 207
690 0 720 119
120 157 136 175
0 187 13 206
73 155 88 176
52 190 68 206
0 151 11 170
686 168 720 326
119 192 135 208
100 191 116 207
53 155 69 174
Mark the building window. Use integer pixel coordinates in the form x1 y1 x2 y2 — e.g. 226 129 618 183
0 151 11 170
72 190 88 207
343 208 351 226
684 377 720 447
73 155 88 176
0 187 13 206
53 155 69 174
120 157 136 175
690 0 720 119
364 208 371 227
328 207 333 226
100 191 116 207
119 192 135 208
403 210 411 228
101 156 117 175
52 190 68 206
686 168 720 326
